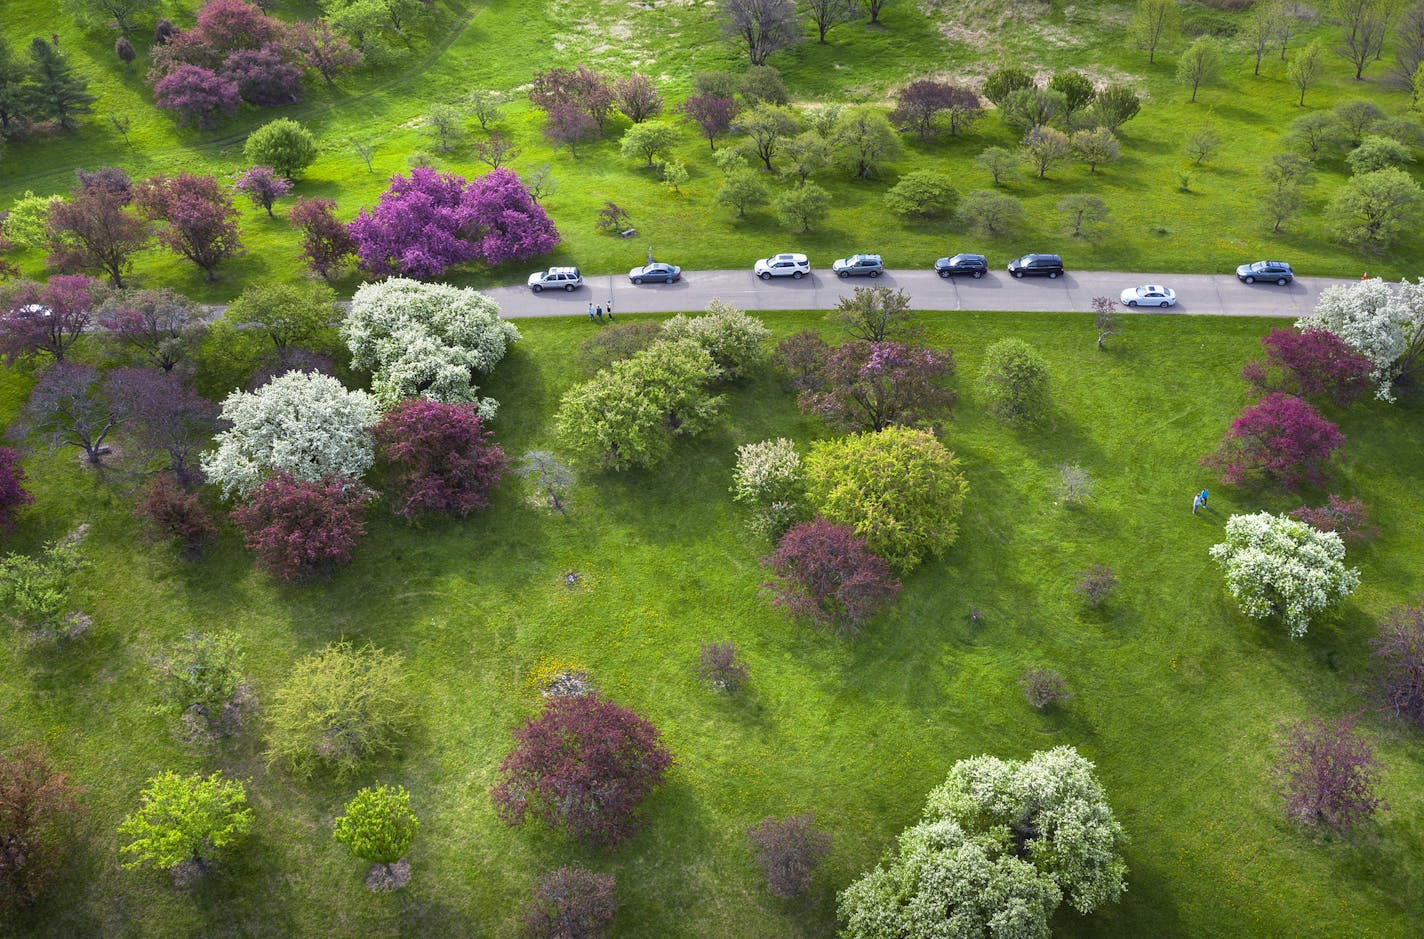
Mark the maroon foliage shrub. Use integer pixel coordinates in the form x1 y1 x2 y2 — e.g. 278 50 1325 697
1019 667 1073 709
230 472 372 582
1272 714 1385 831
799 340 956 432
221 44 302 106
682 93 738 149
0 743 85 908
891 79 982 140
288 197 354 280
234 166 293 217
105 368 218 484
773 330 830 393
134 172 243 281
0 449 33 535
695 641 749 694
1074 564 1118 607
0 275 99 364
1202 393 1345 490
153 18 177 45
746 813 831 899
115 37 136 67
135 475 216 556
74 166 132 198
374 399 507 519
763 518 901 637
1372 600 1424 727
1244 328 1374 407
1290 494 1378 544
154 65 241 129
525 866 617 939
491 693 673 848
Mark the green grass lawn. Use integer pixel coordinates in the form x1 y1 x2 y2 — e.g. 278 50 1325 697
3 0 1424 303
1 310 1421 937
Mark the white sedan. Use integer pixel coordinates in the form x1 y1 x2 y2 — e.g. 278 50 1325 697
1119 285 1176 308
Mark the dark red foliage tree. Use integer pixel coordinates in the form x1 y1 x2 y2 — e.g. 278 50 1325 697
153 18 177 45
153 65 241 129
1290 494 1378 545
290 20 361 86
746 813 831 898
116 37 136 68
75 166 132 198
134 172 243 281
1244 328 1375 407
530 64 614 131
799 340 956 432
1202 393 1345 490
525 867 617 939
1372 600 1424 727
891 79 983 140
221 44 302 106
46 184 151 288
773 330 830 393
0 275 100 364
682 93 739 150
230 472 373 582
695 641 749 693
491 693 674 848
1273 714 1385 831
0 449 34 535
233 165 293 217
0 743 85 908
613 73 662 124
134 474 216 555
288 196 354 280
105 368 219 484
193 0 280 56
98 287 200 371
543 103 597 157
374 399 507 519
0 236 19 283
763 518 901 636
21 362 119 465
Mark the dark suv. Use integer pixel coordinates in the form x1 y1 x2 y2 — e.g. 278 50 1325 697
1235 260 1293 285
934 253 988 279
1007 253 1064 278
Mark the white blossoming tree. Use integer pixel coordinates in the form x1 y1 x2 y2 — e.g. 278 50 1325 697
838 746 1127 939
1297 278 1424 401
730 438 807 538
342 278 521 416
662 301 771 380
1209 512 1361 638
202 371 378 498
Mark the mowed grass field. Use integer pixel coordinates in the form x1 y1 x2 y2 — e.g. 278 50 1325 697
0 310 1421 937
2 0 1424 303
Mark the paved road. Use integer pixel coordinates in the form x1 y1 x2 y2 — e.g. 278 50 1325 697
480 269 1351 319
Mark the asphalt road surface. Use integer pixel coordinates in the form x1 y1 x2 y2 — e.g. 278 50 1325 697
481 268 1353 319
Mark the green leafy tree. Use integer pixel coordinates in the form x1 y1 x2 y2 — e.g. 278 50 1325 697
334 784 418 886
154 632 250 739
884 171 958 218
1327 167 1423 250
974 146 1022 186
1021 125 1072 178
243 118 319 181
1087 84 1141 131
1072 127 1121 173
1242 0 1283 75
1060 194 1110 239
65 0 159 33
774 182 831 232
423 104 466 152
982 67 1034 106
1129 0 1181 64
265 642 415 780
1049 70 1096 122
1288 39 1325 106
734 103 799 171
979 338 1050 423
829 285 919 342
831 106 901 179
117 771 252 875
225 282 338 354
999 87 1067 134
715 168 769 217
779 130 833 184
0 539 86 637
957 189 1025 236
1176 36 1222 102
620 121 677 168
661 300 770 379
25 38 96 130
806 426 969 572
1347 135 1414 174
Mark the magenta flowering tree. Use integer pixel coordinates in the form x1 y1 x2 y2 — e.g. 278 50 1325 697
221 44 303 106
373 399 508 518
0 448 34 534
0 275 100 364
154 65 241 129
1244 327 1375 407
348 168 559 278
234 166 293 217
799 340 956 432
1203 393 1345 490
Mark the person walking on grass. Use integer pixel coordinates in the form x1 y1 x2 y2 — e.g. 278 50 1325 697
1193 491 1204 515
1199 488 1208 510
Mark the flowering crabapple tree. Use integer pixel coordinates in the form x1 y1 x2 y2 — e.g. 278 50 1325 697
798 340 956 432
1243 327 1374 406
221 44 302 106
288 197 354 279
134 172 243 281
98 287 200 371
525 867 617 939
1290 494 1378 544
1272 714 1384 831
1209 512 1361 637
106 368 219 485
0 743 85 906
373 399 507 518
343 279 520 413
660 301 771 379
491 693 673 848
231 471 373 582
763 518 901 636
233 166 292 217
1296 278 1424 400
153 65 240 129
0 449 33 535
1202 393 1344 490
731 437 807 538
746 813 831 898
46 181 151 288
201 370 377 498
0 275 100 363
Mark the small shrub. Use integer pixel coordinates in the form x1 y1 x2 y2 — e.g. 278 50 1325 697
1372 600 1424 726
1019 667 1073 709
746 813 831 898
695 641 749 694
516 450 576 514
153 632 252 742
134 476 215 557
1075 565 1119 607
1056 463 1095 506
1290 494 1378 544
0 539 87 640
334 784 418 892
0 743 85 907
595 202 632 234
1273 714 1385 831
525 867 617 939
763 519 901 637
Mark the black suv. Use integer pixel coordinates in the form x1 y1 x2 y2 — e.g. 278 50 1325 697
1235 260 1293 285
1007 253 1064 278
934 253 988 279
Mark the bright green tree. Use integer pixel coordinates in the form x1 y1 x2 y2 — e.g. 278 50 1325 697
831 106 901 179
225 282 338 353
117 772 252 874
884 171 958 218
1176 35 1222 102
979 338 1051 424
1327 167 1423 250
334 784 419 875
774 182 830 232
244 118 319 180
1129 0 1181 64
715 169 769 217
1287 38 1325 106
620 121 677 167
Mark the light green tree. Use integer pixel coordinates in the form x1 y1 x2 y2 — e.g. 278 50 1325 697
715 168 769 217
1287 39 1325 107
244 118 319 180
774 182 830 232
117 772 252 874
1327 166 1423 251
1129 0 1181 64
831 106 901 179
1176 35 1221 102
884 171 958 218
334 783 419 887
620 121 677 167
225 282 338 354
979 338 1050 424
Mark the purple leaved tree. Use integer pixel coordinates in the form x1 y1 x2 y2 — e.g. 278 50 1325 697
0 275 101 364
234 166 293 217
154 65 241 130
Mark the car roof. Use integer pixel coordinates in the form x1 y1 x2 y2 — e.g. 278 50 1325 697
548 266 579 274
852 254 880 261
1139 285 1168 292
774 253 807 261
950 253 985 261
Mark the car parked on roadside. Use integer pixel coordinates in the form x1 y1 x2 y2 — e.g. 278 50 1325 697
628 262 681 284
754 253 810 280
934 253 988 279
527 266 582 292
832 254 884 278
1120 285 1177 308
1235 260 1293 285
1007 253 1064 278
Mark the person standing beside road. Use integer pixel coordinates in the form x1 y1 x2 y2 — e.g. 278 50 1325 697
606 299 614 320
587 301 595 322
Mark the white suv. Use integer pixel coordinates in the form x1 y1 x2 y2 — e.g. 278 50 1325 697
527 266 582 292
754 253 810 280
